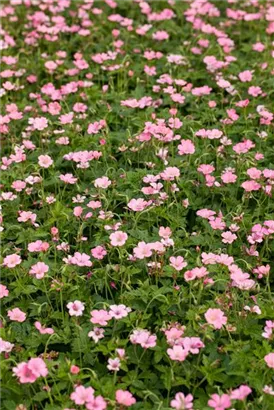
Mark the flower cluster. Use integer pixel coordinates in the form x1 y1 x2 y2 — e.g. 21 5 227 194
1 0 274 409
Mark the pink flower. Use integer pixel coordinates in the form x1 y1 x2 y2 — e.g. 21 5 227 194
182 337 205 354
233 139 255 155
86 395 107 410
13 358 48 384
11 180 26 192
252 42 265 52
13 362 37 384
171 93 185 104
169 256 187 271
28 357 48 378
38 155 53 168
87 120 106 134
248 86 262 97
91 246 107 260
265 353 274 369
205 308 227 329
0 284 9 299
152 30 169 41
221 171 237 184
94 176 111 189
73 206 83 217
65 252 92 267
165 327 185 345
116 390 136 407
45 61 57 71
178 140 195 155
109 231 128 246
59 112 74 124
59 173 78 184
70 385 95 405
238 70 252 82
197 209 216 218
159 226 172 239
107 357 121 371
230 385 252 400
167 345 189 362
90 309 111 326
170 392 193 409
29 262 49 279
0 337 14 353
3 254 21 268
184 270 196 281
109 304 131 319
241 180 261 192
27 240 49 253
160 167 180 181
247 167 262 179
34 321 54 335
31 117 48 130
127 198 152 211
192 86 212 96
116 348 126 359
130 329 157 348
221 231 237 244
70 365 80 374
133 241 152 259
208 394 231 410
8 308 26 322
67 301 85 317
253 264 270 279
197 165 215 175
18 211 37 225
88 327 105 343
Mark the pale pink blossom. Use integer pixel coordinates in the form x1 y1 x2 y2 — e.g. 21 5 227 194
230 385 252 400
0 284 9 299
86 395 107 410
265 353 274 369
3 254 21 268
67 301 85 317
169 256 187 271
70 385 95 405
109 231 128 246
94 176 111 189
208 394 231 410
91 246 107 260
167 345 189 362
109 304 131 319
127 198 152 211
59 173 78 184
238 70 252 82
28 240 49 252
133 242 152 259
116 390 136 407
8 308 26 322
29 262 49 279
170 392 193 409
221 231 237 244
90 309 111 326
34 321 54 335
178 140 195 155
13 358 48 384
107 357 121 371
38 155 53 168
130 329 157 348
0 337 14 353
88 327 105 343
205 308 227 329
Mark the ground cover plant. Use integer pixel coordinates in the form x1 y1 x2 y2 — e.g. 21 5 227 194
1 0 274 409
